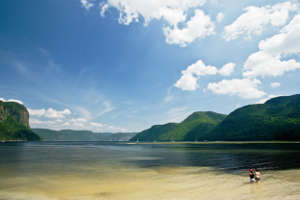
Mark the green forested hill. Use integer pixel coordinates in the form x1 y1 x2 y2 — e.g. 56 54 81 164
130 112 226 141
0 101 40 141
33 128 136 141
131 94 300 142
209 94 300 141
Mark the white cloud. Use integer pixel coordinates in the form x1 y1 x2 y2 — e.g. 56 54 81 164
243 14 300 78
101 0 206 26
29 108 71 119
0 98 23 105
175 60 235 91
207 78 266 99
30 116 126 132
174 60 218 91
175 73 199 91
163 9 215 47
216 12 224 23
224 2 297 41
270 82 281 88
81 0 94 10
30 118 56 125
100 0 213 46
218 62 235 76
100 3 109 17
259 14 300 56
243 51 300 78
28 108 45 117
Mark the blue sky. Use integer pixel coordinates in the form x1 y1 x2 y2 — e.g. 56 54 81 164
1 0 300 132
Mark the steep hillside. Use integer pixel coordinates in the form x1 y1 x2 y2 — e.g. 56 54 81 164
130 112 226 142
209 94 300 141
130 123 178 142
0 101 40 141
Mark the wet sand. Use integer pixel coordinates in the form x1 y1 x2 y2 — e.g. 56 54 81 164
1 165 300 200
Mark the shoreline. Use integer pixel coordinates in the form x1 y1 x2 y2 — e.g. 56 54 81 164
126 141 300 144
2 140 300 144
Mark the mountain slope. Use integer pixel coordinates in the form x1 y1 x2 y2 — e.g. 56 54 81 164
130 123 179 142
209 94 300 141
130 111 226 142
0 101 40 141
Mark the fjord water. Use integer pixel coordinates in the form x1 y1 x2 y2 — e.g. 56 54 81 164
1 142 300 200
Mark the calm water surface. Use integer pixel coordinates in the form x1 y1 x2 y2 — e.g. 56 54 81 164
1 141 300 200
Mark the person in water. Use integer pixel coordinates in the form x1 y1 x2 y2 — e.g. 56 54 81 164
249 168 256 183
255 168 261 182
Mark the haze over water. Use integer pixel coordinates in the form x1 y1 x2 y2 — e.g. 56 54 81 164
1 142 300 200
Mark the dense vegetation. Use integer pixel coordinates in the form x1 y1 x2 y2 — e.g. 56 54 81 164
209 94 300 141
0 101 40 141
33 128 136 141
130 112 226 141
131 94 300 142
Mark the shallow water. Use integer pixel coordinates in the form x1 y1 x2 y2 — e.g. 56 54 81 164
1 142 300 200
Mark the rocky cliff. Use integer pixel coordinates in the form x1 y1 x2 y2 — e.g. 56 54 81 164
0 101 30 128
0 100 40 141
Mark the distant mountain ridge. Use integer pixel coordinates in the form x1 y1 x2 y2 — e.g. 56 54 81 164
131 94 300 142
0 100 40 141
33 128 136 141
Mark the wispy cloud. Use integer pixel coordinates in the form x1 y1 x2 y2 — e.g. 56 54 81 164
81 0 94 10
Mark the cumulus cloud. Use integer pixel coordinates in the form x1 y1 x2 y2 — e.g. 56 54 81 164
216 12 224 23
270 82 281 88
243 14 300 78
218 62 235 76
224 2 297 41
81 0 94 10
0 98 23 105
174 60 218 91
163 9 215 47
101 0 206 25
175 60 235 91
28 108 71 119
243 51 300 78
99 0 215 46
259 14 300 56
28 104 123 132
207 78 266 99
